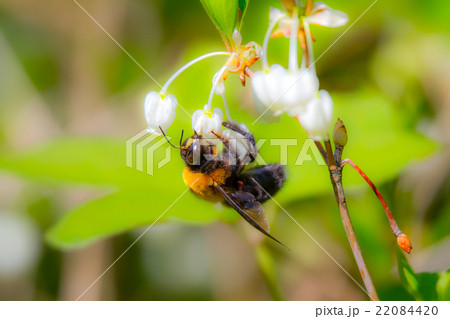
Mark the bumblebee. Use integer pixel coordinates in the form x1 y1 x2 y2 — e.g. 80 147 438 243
162 121 286 245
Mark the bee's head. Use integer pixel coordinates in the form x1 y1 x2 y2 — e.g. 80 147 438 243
181 133 216 170
158 127 216 170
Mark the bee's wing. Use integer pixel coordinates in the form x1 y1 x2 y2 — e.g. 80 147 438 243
214 184 287 247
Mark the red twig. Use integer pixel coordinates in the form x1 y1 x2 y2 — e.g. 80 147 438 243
340 159 412 254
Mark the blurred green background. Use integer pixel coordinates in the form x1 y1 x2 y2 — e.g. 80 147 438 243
0 0 449 300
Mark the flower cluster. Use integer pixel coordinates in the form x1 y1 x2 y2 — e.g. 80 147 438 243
142 29 261 145
251 2 348 140
143 2 348 142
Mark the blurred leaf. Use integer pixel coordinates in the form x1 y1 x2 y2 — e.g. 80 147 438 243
436 270 450 301
237 0 250 30
0 137 180 191
46 189 222 249
255 245 282 300
200 0 249 48
397 249 421 300
397 249 448 301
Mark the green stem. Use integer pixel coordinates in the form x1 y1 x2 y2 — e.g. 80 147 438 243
255 245 283 301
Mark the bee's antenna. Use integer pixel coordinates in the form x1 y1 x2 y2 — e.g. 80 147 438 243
179 129 184 147
159 126 181 149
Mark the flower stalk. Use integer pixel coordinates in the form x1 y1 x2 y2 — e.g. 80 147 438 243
262 14 285 70
207 64 229 111
288 8 300 72
160 51 231 94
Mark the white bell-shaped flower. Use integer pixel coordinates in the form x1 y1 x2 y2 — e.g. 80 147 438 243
295 90 333 140
306 2 349 28
252 64 319 118
269 7 286 23
192 106 223 144
223 122 257 164
144 91 177 135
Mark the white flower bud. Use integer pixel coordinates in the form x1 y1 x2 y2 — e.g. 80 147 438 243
251 64 319 118
144 91 177 135
306 2 349 28
295 90 333 140
232 29 242 47
192 106 223 144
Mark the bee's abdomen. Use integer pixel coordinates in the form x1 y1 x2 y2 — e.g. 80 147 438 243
238 164 286 203
183 166 230 202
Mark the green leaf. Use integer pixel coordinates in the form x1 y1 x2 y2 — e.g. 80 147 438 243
397 249 422 300
0 137 145 188
436 270 450 301
397 249 448 301
237 0 250 30
0 136 184 191
46 189 224 249
200 0 249 48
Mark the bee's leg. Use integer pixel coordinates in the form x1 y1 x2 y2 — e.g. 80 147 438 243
200 147 222 174
200 158 219 174
238 164 286 203
222 121 256 147
210 130 242 172
222 121 257 162
210 130 230 148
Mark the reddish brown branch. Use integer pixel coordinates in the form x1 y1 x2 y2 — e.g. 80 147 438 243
340 159 412 254
324 139 337 169
329 168 379 301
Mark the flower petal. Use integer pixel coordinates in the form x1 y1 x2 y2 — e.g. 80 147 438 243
269 7 286 24
280 67 319 108
192 106 223 144
144 91 176 134
296 90 333 140
306 2 348 28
